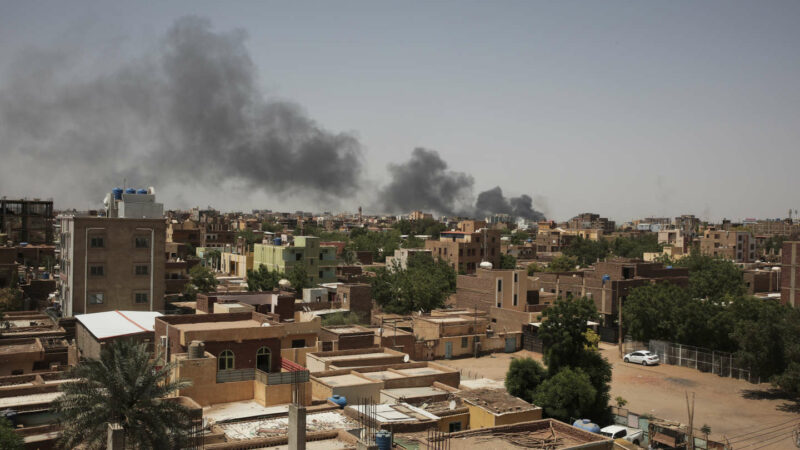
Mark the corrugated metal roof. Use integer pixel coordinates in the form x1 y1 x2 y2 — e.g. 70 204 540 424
75 310 162 340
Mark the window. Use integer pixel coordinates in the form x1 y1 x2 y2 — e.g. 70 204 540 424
90 236 104 248
89 293 104 304
135 293 148 304
256 347 271 372
513 293 518 306
218 350 234 371
291 339 306 348
135 265 149 275
319 270 323 278
497 279 502 292
461 337 468 348
295 253 302 261
134 236 150 248
89 265 104 276
449 422 462 432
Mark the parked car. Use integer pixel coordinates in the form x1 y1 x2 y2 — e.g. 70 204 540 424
624 350 659 366
600 425 644 445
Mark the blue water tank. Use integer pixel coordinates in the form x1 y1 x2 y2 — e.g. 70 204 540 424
375 430 392 450
125 188 136 194
19 242 28 247
666 265 673 269
572 419 601 434
112 188 123 200
136 188 148 194
328 395 347 408
41 271 49 279
602 274 610 284
273 237 282 246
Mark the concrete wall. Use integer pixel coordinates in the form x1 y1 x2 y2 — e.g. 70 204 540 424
466 404 542 429
254 379 312 407
172 353 254 407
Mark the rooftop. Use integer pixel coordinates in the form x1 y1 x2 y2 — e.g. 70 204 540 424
217 411 357 440
75 310 162 340
321 374 375 387
456 388 539 415
172 319 265 332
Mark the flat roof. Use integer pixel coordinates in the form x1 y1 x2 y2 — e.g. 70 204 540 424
76 310 162 340
382 386 448 399
203 400 287 424
0 342 40 355
320 374 374 387
423 317 469 323
318 352 398 362
363 371 404 381
0 391 62 408
172 319 265 332
395 367 444 376
324 326 370 334
217 411 357 440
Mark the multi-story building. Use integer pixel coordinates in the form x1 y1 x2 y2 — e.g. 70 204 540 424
385 248 432 271
675 214 700 236
253 236 339 284
0 198 54 244
58 189 165 316
425 229 501 274
533 259 688 341
566 212 615 234
658 229 690 255
782 241 800 307
535 226 575 253
408 210 433 221
699 227 756 263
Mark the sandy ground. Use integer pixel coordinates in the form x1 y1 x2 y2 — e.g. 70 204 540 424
437 343 800 449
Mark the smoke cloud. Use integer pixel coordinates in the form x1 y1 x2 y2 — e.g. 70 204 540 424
378 148 475 216
379 149 546 220
0 16 362 205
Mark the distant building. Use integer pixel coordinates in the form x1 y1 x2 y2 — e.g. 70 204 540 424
385 248 432 271
425 229 501 274
566 212 615 234
408 210 433 221
253 236 340 284
58 189 166 316
0 198 54 244
782 241 800 307
699 227 755 263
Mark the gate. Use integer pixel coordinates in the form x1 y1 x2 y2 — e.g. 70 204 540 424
505 337 516 353
445 341 452 359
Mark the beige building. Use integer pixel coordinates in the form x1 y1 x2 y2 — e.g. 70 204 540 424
699 227 755 263
58 215 166 316
425 229 501 274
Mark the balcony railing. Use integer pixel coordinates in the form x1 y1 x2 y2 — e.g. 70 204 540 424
255 368 309 385
216 368 255 383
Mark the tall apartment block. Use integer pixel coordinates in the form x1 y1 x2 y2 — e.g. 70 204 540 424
58 188 165 316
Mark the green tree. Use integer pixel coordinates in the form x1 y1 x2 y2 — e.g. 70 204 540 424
527 262 544 275
287 265 311 292
246 265 284 291
351 229 402 263
615 396 627 408
261 221 283 233
53 340 193 449
537 296 600 373
674 253 745 301
610 234 661 259
731 297 791 380
0 416 23 450
371 253 455 314
564 237 610 267
499 253 517 269
505 358 547 404
321 311 363 326
509 230 531 245
533 367 597 422
187 264 218 294
236 229 259 250
547 255 579 272
0 287 25 314
204 249 221 270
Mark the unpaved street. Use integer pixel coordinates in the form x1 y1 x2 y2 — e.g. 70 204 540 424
438 344 800 448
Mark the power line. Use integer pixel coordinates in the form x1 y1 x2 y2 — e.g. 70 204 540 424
727 419 799 443
748 429 795 450
733 424 798 448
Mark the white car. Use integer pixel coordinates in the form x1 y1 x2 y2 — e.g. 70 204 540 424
624 350 659 366
600 425 643 445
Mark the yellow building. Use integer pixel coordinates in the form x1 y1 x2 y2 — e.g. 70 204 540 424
456 388 542 428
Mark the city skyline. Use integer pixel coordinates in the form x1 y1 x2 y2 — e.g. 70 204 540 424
1 1 799 222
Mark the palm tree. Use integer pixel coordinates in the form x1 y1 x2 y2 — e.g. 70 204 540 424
53 339 193 449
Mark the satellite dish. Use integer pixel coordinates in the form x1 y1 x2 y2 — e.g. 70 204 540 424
403 354 410 363
449 400 456 410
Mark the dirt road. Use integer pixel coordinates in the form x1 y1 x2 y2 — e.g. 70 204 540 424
437 344 800 448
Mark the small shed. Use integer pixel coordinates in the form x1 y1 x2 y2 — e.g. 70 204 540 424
75 310 163 359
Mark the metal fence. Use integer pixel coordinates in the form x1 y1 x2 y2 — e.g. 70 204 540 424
254 369 310 385
216 368 255 383
648 340 759 383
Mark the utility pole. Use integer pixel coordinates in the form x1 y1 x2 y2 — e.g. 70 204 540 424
685 391 695 450
618 291 623 358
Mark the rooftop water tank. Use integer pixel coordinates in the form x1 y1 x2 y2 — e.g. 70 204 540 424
188 341 206 359
375 430 392 450
572 419 601 434
273 237 282 246
112 187 123 200
125 188 136 194
136 189 148 194
479 261 493 270
328 395 347 408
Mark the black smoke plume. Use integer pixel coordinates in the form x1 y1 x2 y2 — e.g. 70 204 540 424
380 149 545 220
378 148 474 216
0 16 362 205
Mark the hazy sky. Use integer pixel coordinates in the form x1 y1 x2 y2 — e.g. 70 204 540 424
1 1 798 222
